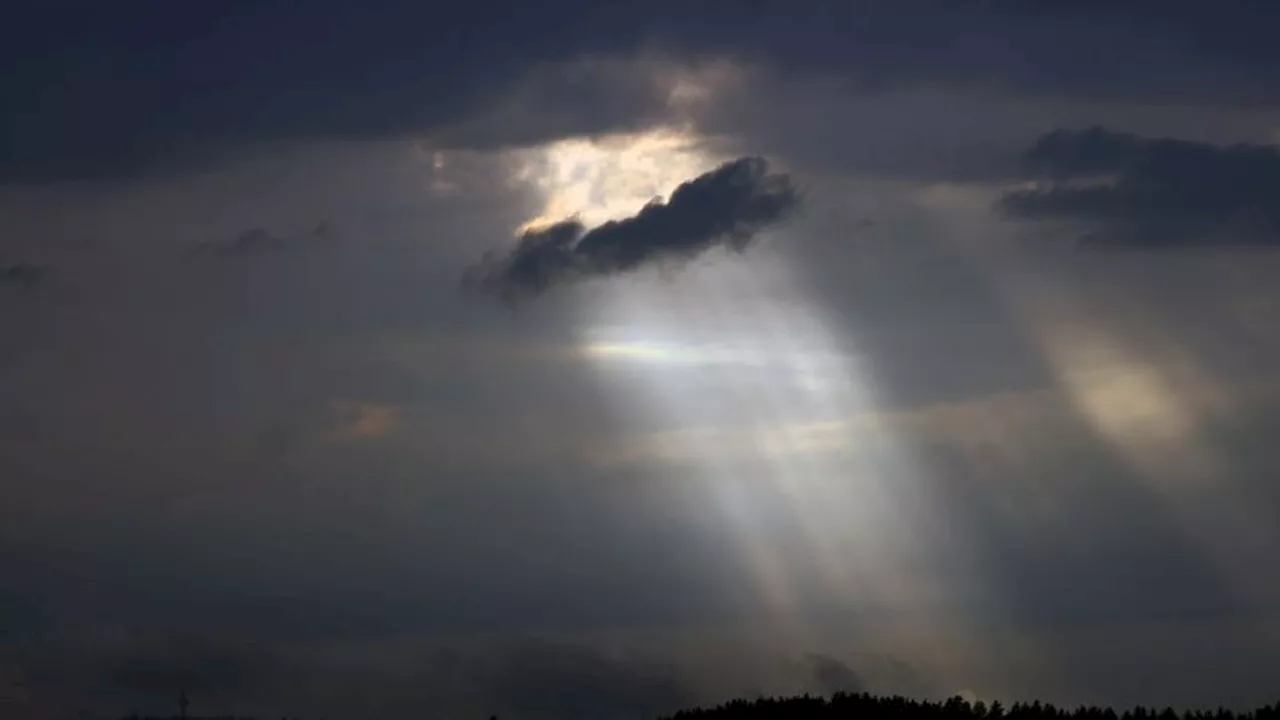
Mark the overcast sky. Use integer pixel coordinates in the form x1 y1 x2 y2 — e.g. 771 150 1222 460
5 2 1280 718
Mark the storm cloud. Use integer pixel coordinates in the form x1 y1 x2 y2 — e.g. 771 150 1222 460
998 127 1280 246
465 156 799 300
8 3 1280 184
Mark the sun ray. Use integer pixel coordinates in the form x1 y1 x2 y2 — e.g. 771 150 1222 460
500 119 1000 694
1004 274 1280 625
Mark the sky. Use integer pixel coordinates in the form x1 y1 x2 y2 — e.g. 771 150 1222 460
5 2 1280 718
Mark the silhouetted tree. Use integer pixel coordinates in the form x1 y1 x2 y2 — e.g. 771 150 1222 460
116 693 1280 720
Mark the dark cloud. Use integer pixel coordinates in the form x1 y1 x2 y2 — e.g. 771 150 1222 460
0 1 657 184
0 263 49 288
465 156 799 301
7 2 1280 183
998 127 1280 246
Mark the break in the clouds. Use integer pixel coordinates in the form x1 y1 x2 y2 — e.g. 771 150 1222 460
998 127 1280 247
465 156 799 300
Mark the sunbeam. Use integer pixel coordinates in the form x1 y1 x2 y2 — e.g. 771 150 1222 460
502 123 995 694
1003 270 1280 630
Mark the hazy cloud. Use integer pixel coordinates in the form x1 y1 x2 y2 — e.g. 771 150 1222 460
325 401 399 442
41 636 892 719
198 229 287 257
465 156 799 300
0 263 49 288
100 635 277 701
192 222 332 257
998 127 1280 246
468 641 694 720
805 654 865 696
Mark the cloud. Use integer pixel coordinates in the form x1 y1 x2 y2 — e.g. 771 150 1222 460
997 127 1280 246
198 228 288 257
325 401 399 441
0 263 49 288
0 3 665 184
804 653 865 696
192 222 332 257
100 634 277 700
465 156 799 300
466 641 694 720
39 636 694 719
8 3 1280 183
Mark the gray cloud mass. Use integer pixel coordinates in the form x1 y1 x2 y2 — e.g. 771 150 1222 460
8 2 1280 184
999 127 1280 247
465 156 800 301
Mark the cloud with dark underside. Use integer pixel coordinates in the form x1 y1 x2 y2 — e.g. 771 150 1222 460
465 156 800 301
997 127 1280 247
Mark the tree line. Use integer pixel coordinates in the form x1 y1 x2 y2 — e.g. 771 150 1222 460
663 693 1280 720
116 692 1280 720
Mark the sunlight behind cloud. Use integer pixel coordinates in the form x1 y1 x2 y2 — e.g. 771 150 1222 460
510 125 723 234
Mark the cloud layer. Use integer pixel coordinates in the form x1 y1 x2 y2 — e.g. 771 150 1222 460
999 127 1280 246
465 156 799 301
8 2 1280 183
